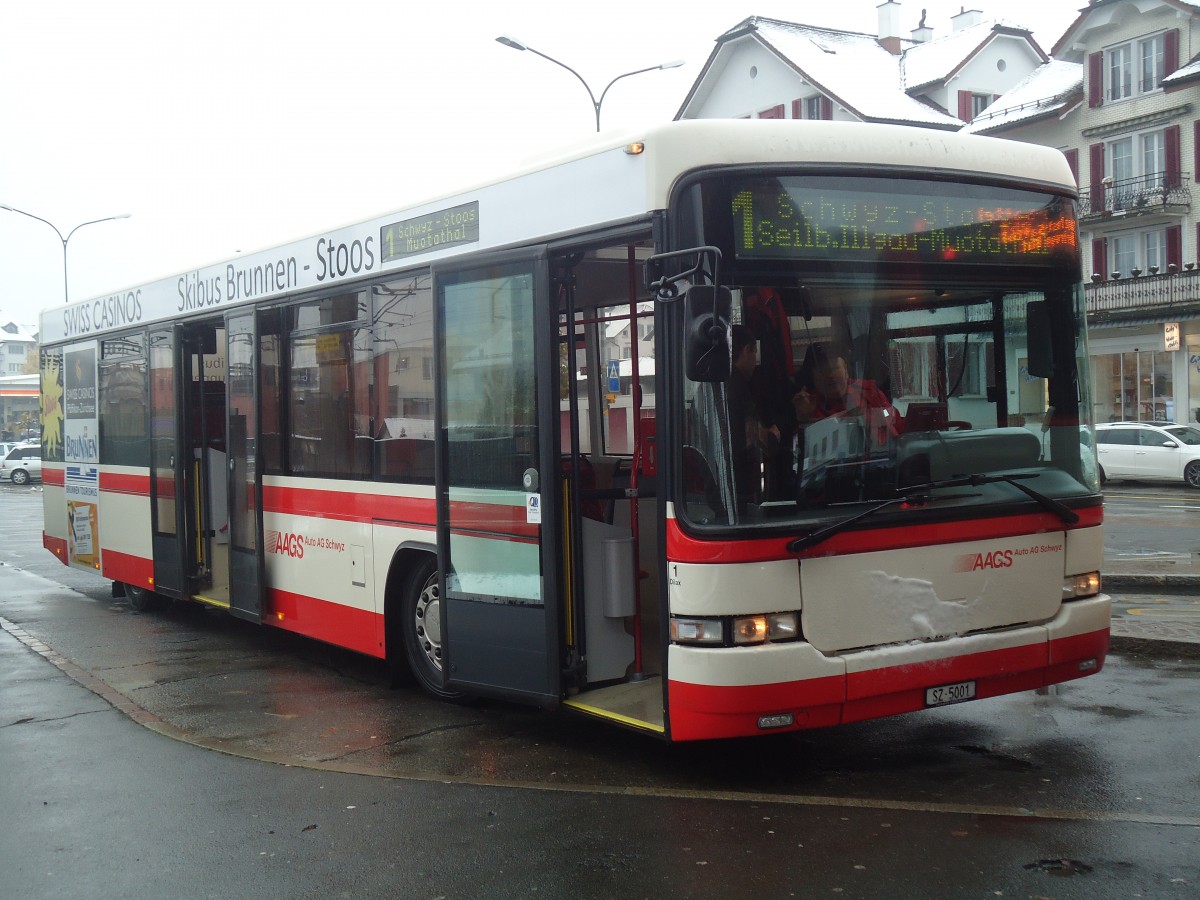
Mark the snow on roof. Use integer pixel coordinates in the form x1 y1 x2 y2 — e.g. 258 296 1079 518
0 320 39 342
961 59 1082 134
901 20 1043 91
744 18 960 128
1163 54 1200 86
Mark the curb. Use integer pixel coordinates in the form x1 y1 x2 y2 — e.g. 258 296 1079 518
1103 573 1200 593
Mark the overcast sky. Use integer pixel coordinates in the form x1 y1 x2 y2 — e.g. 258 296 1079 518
0 0 1084 328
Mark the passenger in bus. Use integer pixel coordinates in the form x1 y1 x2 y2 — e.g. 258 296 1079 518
792 342 902 442
728 324 780 505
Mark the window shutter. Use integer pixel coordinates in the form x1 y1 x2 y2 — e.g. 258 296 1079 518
1087 52 1103 108
759 104 784 119
792 98 804 119
1166 225 1182 270
957 90 973 121
1064 148 1079 186
1091 238 1108 281
1165 29 1179 78
821 97 832 120
1165 125 1181 189
1194 121 1200 182
1089 142 1105 209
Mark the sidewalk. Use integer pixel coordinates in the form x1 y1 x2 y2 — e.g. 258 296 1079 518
1103 552 1200 649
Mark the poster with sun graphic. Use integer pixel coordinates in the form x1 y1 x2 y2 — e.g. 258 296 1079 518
63 343 101 570
40 351 64 461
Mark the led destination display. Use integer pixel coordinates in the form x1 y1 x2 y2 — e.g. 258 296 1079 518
731 177 1077 266
381 201 480 263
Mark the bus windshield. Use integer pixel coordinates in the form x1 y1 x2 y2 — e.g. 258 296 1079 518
676 173 1096 531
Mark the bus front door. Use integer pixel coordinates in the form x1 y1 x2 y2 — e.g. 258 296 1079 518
434 252 561 705
225 312 264 622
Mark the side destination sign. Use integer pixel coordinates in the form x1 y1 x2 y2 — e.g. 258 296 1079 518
380 202 479 263
42 135 646 344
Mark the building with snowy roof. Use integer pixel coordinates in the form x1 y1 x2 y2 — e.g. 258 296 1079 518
966 0 1200 425
676 2 1047 127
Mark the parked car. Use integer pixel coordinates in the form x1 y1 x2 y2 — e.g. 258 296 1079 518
1095 422 1200 487
0 444 41 484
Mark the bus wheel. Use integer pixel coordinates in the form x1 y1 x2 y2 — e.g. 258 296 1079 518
125 583 164 612
402 557 466 702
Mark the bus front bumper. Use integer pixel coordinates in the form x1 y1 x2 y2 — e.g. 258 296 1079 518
665 595 1111 741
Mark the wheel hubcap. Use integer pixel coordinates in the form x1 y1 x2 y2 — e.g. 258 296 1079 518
413 575 443 671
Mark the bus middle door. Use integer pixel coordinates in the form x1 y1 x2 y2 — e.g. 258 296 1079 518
433 250 562 705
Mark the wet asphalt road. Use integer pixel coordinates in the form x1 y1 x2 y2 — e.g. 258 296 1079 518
2 484 1199 898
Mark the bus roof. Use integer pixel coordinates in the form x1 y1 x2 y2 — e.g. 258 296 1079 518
40 119 1076 345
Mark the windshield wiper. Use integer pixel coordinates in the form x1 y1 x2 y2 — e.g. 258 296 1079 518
902 472 1080 526
785 472 1079 555
787 491 978 553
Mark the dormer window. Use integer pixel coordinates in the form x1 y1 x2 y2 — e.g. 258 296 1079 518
956 91 993 121
792 96 833 120
1089 30 1177 108
1107 33 1165 100
1140 33 1166 92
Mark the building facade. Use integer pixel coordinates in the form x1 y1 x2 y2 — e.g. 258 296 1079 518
967 0 1200 426
0 320 37 376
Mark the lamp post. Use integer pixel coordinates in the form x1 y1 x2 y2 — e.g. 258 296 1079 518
495 36 683 132
0 204 131 303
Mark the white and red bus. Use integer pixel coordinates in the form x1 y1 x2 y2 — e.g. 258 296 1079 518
38 120 1109 741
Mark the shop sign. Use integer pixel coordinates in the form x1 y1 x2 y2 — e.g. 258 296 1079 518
1164 322 1181 352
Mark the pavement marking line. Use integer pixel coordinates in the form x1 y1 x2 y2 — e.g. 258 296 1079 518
1126 608 1200 618
5 613 1199 831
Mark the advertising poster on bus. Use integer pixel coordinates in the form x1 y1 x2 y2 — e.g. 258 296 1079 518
40 350 63 460
63 343 100 569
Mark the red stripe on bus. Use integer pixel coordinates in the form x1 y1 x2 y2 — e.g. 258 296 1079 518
42 467 65 487
263 484 538 538
266 587 384 659
666 506 1103 564
101 549 154 590
100 471 151 495
263 484 435 523
667 627 1109 741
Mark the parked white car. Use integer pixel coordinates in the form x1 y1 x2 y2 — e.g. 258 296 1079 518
0 444 41 484
1095 422 1200 487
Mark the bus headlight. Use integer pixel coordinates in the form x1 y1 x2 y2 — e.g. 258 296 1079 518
670 617 723 644
733 612 799 645
671 612 801 646
1063 572 1101 599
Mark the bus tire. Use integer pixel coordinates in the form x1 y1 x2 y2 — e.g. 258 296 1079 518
400 556 467 702
125 583 165 612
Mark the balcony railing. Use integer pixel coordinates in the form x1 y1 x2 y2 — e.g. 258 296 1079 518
1085 265 1200 318
1078 172 1191 219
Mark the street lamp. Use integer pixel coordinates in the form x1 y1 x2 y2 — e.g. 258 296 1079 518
495 36 683 132
0 204 131 303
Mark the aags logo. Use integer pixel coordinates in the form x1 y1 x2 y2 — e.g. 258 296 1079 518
266 530 305 559
954 548 1014 572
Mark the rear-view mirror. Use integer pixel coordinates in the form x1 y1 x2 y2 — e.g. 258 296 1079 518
1026 300 1054 379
